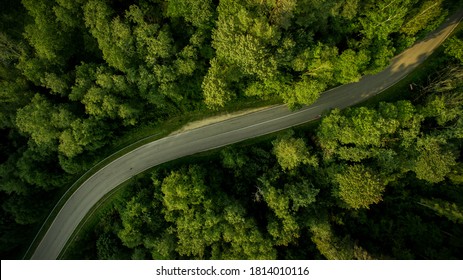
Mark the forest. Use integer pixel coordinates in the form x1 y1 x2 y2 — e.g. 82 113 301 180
0 0 462 259
72 58 463 259
74 62 463 260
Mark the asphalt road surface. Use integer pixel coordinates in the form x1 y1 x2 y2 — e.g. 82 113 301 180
30 9 463 260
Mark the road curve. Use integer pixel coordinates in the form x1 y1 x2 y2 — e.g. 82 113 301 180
30 9 463 259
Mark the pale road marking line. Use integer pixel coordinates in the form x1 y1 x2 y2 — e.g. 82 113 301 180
229 106 322 132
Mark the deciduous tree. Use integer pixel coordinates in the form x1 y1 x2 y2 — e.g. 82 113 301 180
334 164 385 210
272 132 318 171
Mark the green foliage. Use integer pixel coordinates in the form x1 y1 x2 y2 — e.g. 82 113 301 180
293 0 339 30
216 202 276 260
83 0 133 72
160 166 207 215
317 105 409 162
282 78 325 108
15 148 70 190
259 174 319 246
272 132 318 171
308 219 355 260
201 58 235 109
420 198 463 224
0 32 25 70
158 165 277 259
316 96 461 185
16 94 74 152
259 177 300 246
213 0 280 79
22 0 73 64
118 188 164 249
165 0 215 29
359 0 412 41
96 232 128 260
220 147 249 169
59 118 109 158
334 165 385 210
413 136 456 183
285 180 319 212
401 0 445 36
1 0 462 259
2 192 51 225
0 77 32 129
334 49 370 84
445 37 463 64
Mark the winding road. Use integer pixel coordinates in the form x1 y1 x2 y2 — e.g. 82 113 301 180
30 9 463 259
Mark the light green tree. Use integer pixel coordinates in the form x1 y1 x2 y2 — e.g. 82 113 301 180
413 136 456 183
400 0 444 36
272 133 318 171
159 165 277 259
359 0 412 41
201 58 236 109
282 78 325 108
212 0 279 80
165 0 214 29
308 219 355 260
334 49 369 84
445 37 463 65
219 202 276 259
83 0 137 72
334 165 385 209
15 94 74 152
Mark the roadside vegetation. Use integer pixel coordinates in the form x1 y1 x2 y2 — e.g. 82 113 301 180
68 43 463 259
1 0 462 259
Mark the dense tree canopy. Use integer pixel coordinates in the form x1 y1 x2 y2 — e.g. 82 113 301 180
0 0 462 259
79 61 463 260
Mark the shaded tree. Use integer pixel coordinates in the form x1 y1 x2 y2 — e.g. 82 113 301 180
419 198 463 224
